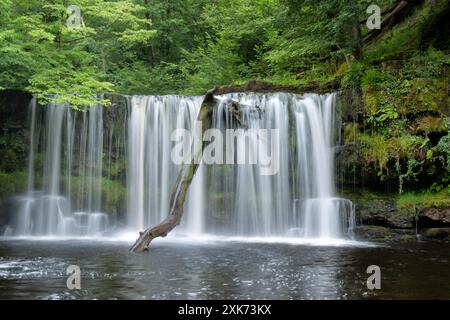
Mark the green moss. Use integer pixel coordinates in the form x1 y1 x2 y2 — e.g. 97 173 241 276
364 3 435 63
341 62 364 89
101 178 126 215
62 175 126 218
343 122 361 143
360 133 426 174
363 72 448 117
397 78 446 114
398 189 450 216
0 171 27 200
412 116 447 135
0 131 28 172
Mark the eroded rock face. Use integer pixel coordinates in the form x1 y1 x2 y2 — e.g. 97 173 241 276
359 200 415 229
0 198 15 234
420 208 450 224
422 228 450 241
353 225 416 242
356 199 450 243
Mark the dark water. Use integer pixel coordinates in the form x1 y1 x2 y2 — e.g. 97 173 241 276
0 238 449 299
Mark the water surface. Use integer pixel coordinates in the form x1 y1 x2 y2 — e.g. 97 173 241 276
0 238 449 299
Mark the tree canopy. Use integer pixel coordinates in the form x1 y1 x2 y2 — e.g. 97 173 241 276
0 0 448 106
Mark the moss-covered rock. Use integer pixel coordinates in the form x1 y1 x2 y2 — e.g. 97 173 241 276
421 228 450 241
0 90 32 174
353 225 417 242
359 199 415 229
0 171 27 202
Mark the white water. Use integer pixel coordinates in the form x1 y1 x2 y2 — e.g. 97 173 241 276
8 92 354 241
204 93 354 238
126 95 204 232
12 99 109 236
292 94 355 238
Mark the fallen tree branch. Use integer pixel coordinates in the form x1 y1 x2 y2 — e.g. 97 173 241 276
362 0 424 45
129 88 218 252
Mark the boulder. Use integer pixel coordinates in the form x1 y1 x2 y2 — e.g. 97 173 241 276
422 228 450 240
353 225 416 242
359 199 414 229
420 207 450 224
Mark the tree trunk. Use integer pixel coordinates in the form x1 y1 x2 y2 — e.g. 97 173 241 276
349 0 363 60
144 0 155 68
129 87 218 252
352 25 363 60
362 0 423 44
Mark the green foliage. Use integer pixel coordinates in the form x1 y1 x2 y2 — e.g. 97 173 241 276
0 0 404 97
364 3 431 62
0 171 27 200
359 132 429 191
114 62 185 95
414 116 447 136
364 102 400 132
0 132 28 172
341 62 364 89
181 36 249 95
402 48 449 80
0 0 153 106
101 178 126 214
398 188 450 216
428 132 450 192
362 68 396 88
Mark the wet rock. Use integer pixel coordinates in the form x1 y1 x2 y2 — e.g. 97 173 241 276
359 200 414 229
354 225 416 242
0 198 15 234
422 228 450 240
353 226 390 239
420 207 450 224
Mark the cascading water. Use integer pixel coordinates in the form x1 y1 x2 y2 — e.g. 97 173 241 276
8 92 354 241
204 92 354 238
206 93 291 236
11 99 110 237
291 94 355 238
126 95 205 233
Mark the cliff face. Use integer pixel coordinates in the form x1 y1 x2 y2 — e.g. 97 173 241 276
0 86 449 241
0 91 32 175
336 66 450 241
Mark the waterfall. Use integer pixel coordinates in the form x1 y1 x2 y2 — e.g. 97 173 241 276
204 92 354 238
292 94 355 238
206 93 291 236
9 92 354 240
126 95 204 232
12 100 110 237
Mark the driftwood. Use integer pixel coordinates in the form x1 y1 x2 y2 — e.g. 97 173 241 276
129 87 218 252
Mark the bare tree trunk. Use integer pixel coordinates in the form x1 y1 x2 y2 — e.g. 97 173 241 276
352 25 363 60
363 0 423 44
349 0 363 60
144 0 155 68
129 88 217 252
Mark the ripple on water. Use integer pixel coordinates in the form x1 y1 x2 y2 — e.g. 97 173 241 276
0 239 449 299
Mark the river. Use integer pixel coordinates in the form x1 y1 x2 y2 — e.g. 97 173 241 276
0 237 449 299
